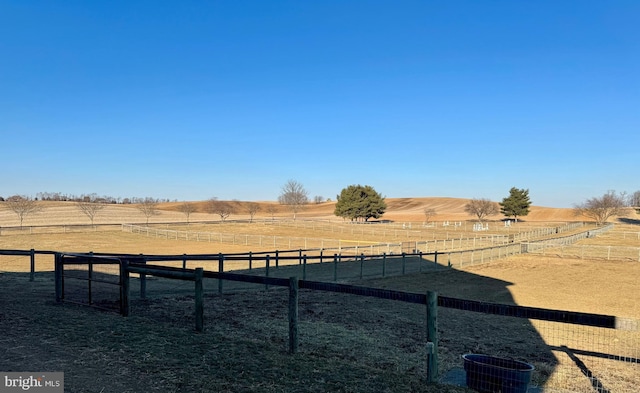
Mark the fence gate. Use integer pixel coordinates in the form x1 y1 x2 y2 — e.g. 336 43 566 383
54 253 124 312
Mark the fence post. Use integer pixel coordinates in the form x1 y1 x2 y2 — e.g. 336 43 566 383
360 253 364 280
249 251 253 270
333 254 338 282
299 249 302 265
402 252 406 275
88 254 94 305
434 251 438 265
302 255 307 280
120 259 130 317
137 257 147 299
426 291 438 383
218 253 224 295
288 276 299 354
382 253 386 277
265 255 270 291
419 251 423 272
182 254 187 269
275 250 279 269
54 253 63 302
195 267 204 333
29 249 35 281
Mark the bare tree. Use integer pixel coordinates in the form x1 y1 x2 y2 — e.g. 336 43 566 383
464 198 499 222
207 198 234 222
313 195 324 204
75 200 105 226
137 197 161 225
178 202 197 224
265 204 278 221
423 207 437 225
246 202 260 223
630 190 640 207
574 191 628 226
278 180 308 220
4 195 43 228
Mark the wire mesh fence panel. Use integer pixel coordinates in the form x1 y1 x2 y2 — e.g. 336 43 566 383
131 274 203 299
531 319 639 393
437 307 557 392
437 306 639 393
60 260 121 311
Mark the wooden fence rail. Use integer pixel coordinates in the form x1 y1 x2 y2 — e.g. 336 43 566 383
0 249 57 281
0 222 612 285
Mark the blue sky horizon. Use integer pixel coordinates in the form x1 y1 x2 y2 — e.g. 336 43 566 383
1 1 638 208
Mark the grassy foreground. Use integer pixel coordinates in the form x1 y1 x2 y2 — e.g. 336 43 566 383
1 271 474 393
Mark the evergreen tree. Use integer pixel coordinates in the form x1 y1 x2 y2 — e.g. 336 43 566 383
334 185 387 222
499 187 531 222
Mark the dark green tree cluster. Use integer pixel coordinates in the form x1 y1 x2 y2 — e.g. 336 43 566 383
334 185 387 222
499 187 531 222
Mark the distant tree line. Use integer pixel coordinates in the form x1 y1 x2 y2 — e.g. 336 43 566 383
20 192 176 204
1 185 638 228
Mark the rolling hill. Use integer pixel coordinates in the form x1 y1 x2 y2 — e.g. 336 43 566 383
1 197 636 227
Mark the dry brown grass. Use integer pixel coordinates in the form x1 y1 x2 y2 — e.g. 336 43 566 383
0 199 639 392
4 197 636 227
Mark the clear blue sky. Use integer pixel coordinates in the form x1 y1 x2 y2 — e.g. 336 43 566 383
1 1 638 207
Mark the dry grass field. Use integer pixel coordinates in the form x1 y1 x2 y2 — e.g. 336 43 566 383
0 198 639 392
0 197 613 228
